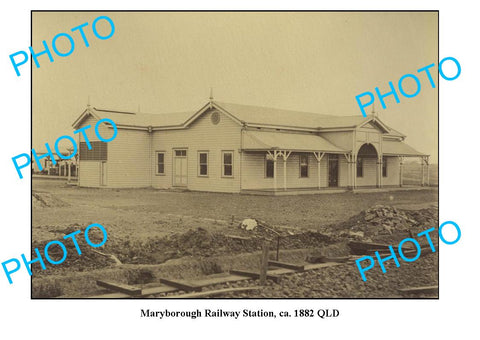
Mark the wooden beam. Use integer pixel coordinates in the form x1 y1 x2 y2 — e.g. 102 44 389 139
377 158 381 188
399 156 404 187
268 260 305 271
370 244 436 256
352 155 357 189
397 285 438 295
421 157 425 186
162 286 263 298
260 241 269 285
230 269 282 283
343 154 352 189
303 262 343 270
379 157 383 188
273 157 277 192
159 278 202 292
306 256 350 264
88 262 348 298
96 280 142 296
316 158 321 190
314 152 325 190
426 157 430 186
426 163 430 186
348 241 414 255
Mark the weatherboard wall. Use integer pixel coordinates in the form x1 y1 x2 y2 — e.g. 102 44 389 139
107 129 151 188
77 115 150 188
355 158 378 187
151 109 242 193
241 153 328 190
241 153 352 190
382 156 401 186
77 115 105 187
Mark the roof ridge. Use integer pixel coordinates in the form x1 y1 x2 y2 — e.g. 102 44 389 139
93 107 194 116
213 101 337 118
94 107 137 115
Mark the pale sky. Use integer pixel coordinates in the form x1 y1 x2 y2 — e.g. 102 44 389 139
32 11 438 162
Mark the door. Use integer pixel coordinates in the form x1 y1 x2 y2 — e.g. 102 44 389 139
173 149 188 186
100 161 107 186
328 154 339 187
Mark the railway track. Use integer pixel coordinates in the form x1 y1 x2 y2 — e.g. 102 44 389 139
89 260 347 298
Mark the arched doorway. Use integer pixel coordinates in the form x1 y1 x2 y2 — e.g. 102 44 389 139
356 143 379 187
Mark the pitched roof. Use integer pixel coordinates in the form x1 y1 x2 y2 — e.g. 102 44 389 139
242 130 347 153
385 127 406 138
93 108 194 127
72 107 194 129
214 101 370 130
71 101 404 137
382 140 425 156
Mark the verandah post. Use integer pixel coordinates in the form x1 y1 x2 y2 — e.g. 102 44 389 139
273 155 277 192
399 157 404 187
317 158 321 190
421 157 425 186
426 157 430 186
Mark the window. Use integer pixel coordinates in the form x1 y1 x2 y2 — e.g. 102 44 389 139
357 157 363 177
156 152 165 175
79 142 107 161
222 151 233 177
265 157 274 178
299 154 309 178
175 150 187 157
382 157 387 177
198 152 208 176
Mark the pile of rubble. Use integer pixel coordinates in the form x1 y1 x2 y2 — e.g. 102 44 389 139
32 236 116 277
334 205 438 242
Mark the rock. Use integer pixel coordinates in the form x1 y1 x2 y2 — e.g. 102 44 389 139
349 231 364 238
240 218 258 231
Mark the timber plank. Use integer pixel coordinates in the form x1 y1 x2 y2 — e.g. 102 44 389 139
88 261 347 298
367 244 437 256
304 262 344 270
194 274 251 287
96 280 142 296
268 260 305 271
89 285 178 298
230 269 282 283
159 278 202 292
349 241 415 255
398 285 438 295
163 286 262 298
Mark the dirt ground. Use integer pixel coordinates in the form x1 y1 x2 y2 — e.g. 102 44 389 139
32 179 438 298
33 179 437 241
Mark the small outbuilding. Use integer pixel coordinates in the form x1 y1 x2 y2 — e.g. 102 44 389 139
71 100 429 193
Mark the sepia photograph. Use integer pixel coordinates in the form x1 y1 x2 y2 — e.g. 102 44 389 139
31 11 438 298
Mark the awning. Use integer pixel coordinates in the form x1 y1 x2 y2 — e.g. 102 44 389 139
242 130 346 153
382 141 426 157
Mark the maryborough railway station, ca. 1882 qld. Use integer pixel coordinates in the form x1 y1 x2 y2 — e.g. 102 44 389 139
71 98 430 194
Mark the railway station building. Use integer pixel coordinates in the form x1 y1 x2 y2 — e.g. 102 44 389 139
71 100 430 194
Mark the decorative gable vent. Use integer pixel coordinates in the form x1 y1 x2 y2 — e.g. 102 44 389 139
211 111 220 125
